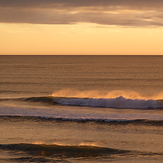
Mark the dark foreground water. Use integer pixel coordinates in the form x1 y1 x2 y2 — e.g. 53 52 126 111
0 55 163 162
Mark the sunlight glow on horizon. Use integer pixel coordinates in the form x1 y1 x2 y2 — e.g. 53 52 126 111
1 23 163 55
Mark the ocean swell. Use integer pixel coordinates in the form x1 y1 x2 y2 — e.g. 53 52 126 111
0 143 132 157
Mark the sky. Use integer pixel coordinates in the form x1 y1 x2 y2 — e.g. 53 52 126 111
0 0 163 55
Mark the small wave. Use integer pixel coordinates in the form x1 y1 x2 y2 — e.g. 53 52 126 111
0 143 130 157
53 96 161 109
1 143 163 158
1 116 163 126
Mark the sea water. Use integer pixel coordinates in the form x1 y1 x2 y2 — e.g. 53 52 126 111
0 55 163 163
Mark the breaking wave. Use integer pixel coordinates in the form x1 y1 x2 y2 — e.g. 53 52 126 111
54 96 161 109
0 95 162 109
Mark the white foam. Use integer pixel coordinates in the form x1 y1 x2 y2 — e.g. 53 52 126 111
56 96 159 109
0 103 163 121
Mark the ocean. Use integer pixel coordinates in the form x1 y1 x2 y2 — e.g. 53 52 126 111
0 55 163 163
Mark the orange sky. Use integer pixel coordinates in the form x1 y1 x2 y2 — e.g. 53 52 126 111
0 0 163 55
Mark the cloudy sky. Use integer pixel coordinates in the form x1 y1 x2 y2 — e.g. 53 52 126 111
1 0 163 55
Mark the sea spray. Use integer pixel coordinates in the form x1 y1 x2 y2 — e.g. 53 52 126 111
54 96 159 109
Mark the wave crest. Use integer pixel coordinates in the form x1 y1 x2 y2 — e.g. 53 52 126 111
54 96 160 109
0 94 162 109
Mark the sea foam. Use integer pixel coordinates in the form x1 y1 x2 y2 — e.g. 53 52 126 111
55 96 159 109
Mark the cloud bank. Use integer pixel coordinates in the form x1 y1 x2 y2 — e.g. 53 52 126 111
0 0 163 27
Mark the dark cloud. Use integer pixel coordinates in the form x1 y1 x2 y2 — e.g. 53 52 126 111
0 0 163 9
0 0 163 27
